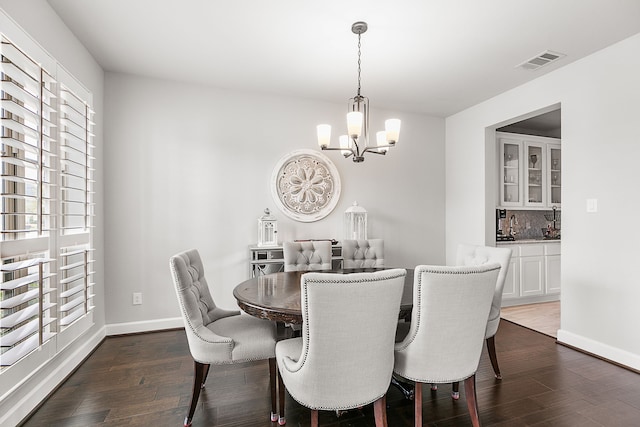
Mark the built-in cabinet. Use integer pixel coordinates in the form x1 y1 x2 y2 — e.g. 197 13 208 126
547 144 562 206
500 242 560 306
498 132 561 209
544 243 561 294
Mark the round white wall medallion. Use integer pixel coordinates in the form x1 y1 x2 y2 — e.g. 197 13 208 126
271 149 341 222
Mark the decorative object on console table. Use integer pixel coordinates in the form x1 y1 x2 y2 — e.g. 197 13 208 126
257 208 278 247
249 242 343 277
271 149 341 222
344 201 368 240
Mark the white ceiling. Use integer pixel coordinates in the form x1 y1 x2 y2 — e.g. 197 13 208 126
46 0 640 117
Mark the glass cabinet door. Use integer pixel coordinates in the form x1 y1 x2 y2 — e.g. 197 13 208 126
524 142 545 207
548 143 561 207
499 139 522 206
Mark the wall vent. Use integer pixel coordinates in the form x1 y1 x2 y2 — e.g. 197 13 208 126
517 50 566 71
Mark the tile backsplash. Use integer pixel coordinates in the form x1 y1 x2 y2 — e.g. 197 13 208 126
497 209 561 240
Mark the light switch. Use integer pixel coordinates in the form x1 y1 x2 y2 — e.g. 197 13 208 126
586 198 598 213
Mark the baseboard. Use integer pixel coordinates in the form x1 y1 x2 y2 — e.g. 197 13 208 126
557 329 640 372
501 294 559 307
105 317 183 336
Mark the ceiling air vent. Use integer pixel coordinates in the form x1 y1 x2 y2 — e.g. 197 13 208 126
517 50 565 71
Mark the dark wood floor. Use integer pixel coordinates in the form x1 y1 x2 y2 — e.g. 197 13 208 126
21 320 640 426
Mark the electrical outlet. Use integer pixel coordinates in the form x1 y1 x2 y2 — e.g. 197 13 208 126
132 292 142 305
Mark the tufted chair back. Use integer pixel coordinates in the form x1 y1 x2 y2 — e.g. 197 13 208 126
283 241 332 272
276 269 406 417
342 239 384 269
393 264 499 427
394 264 499 382
456 244 512 339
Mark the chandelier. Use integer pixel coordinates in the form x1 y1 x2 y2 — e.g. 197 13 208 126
317 21 401 163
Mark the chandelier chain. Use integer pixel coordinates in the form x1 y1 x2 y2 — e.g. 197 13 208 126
357 32 362 97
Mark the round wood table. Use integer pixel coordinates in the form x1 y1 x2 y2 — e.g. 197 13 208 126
233 268 414 324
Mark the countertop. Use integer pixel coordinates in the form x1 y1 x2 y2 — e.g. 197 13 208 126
496 239 560 245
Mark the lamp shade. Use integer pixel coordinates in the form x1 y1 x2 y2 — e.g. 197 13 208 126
376 131 388 153
317 124 331 148
347 111 363 138
339 134 350 155
385 118 401 144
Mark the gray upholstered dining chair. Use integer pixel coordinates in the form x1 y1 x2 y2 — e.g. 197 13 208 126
170 249 279 427
394 264 500 427
341 239 384 268
282 240 332 272
417 244 513 400
453 244 513 392
275 269 407 427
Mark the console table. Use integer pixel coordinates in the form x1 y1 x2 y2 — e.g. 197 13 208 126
249 243 343 277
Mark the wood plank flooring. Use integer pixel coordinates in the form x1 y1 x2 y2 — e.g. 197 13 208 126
501 301 561 338
21 321 640 426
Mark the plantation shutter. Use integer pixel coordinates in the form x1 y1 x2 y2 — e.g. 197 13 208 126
1 33 95 369
0 37 55 240
0 36 58 367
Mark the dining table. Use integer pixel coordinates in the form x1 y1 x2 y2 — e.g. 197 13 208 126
233 268 415 325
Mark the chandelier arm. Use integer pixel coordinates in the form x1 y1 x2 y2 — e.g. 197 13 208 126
362 147 388 156
351 137 359 155
320 146 356 158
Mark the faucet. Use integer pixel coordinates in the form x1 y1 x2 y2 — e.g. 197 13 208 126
509 215 517 237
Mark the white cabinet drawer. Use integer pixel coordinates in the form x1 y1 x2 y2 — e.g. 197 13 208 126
520 244 544 257
544 243 561 256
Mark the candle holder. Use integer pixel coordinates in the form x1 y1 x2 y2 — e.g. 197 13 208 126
344 201 368 240
257 208 278 247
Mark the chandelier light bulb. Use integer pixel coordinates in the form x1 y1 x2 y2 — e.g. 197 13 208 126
317 124 331 148
376 131 388 153
385 119 401 144
339 134 350 155
346 111 363 138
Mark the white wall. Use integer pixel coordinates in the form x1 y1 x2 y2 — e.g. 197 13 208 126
0 1 105 425
104 72 445 329
446 33 640 369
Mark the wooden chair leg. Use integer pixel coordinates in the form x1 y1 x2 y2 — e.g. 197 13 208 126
201 364 210 388
486 336 502 379
452 381 460 400
311 409 319 427
277 365 286 425
464 375 481 427
414 382 422 427
373 395 388 427
185 361 207 427
269 358 278 422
